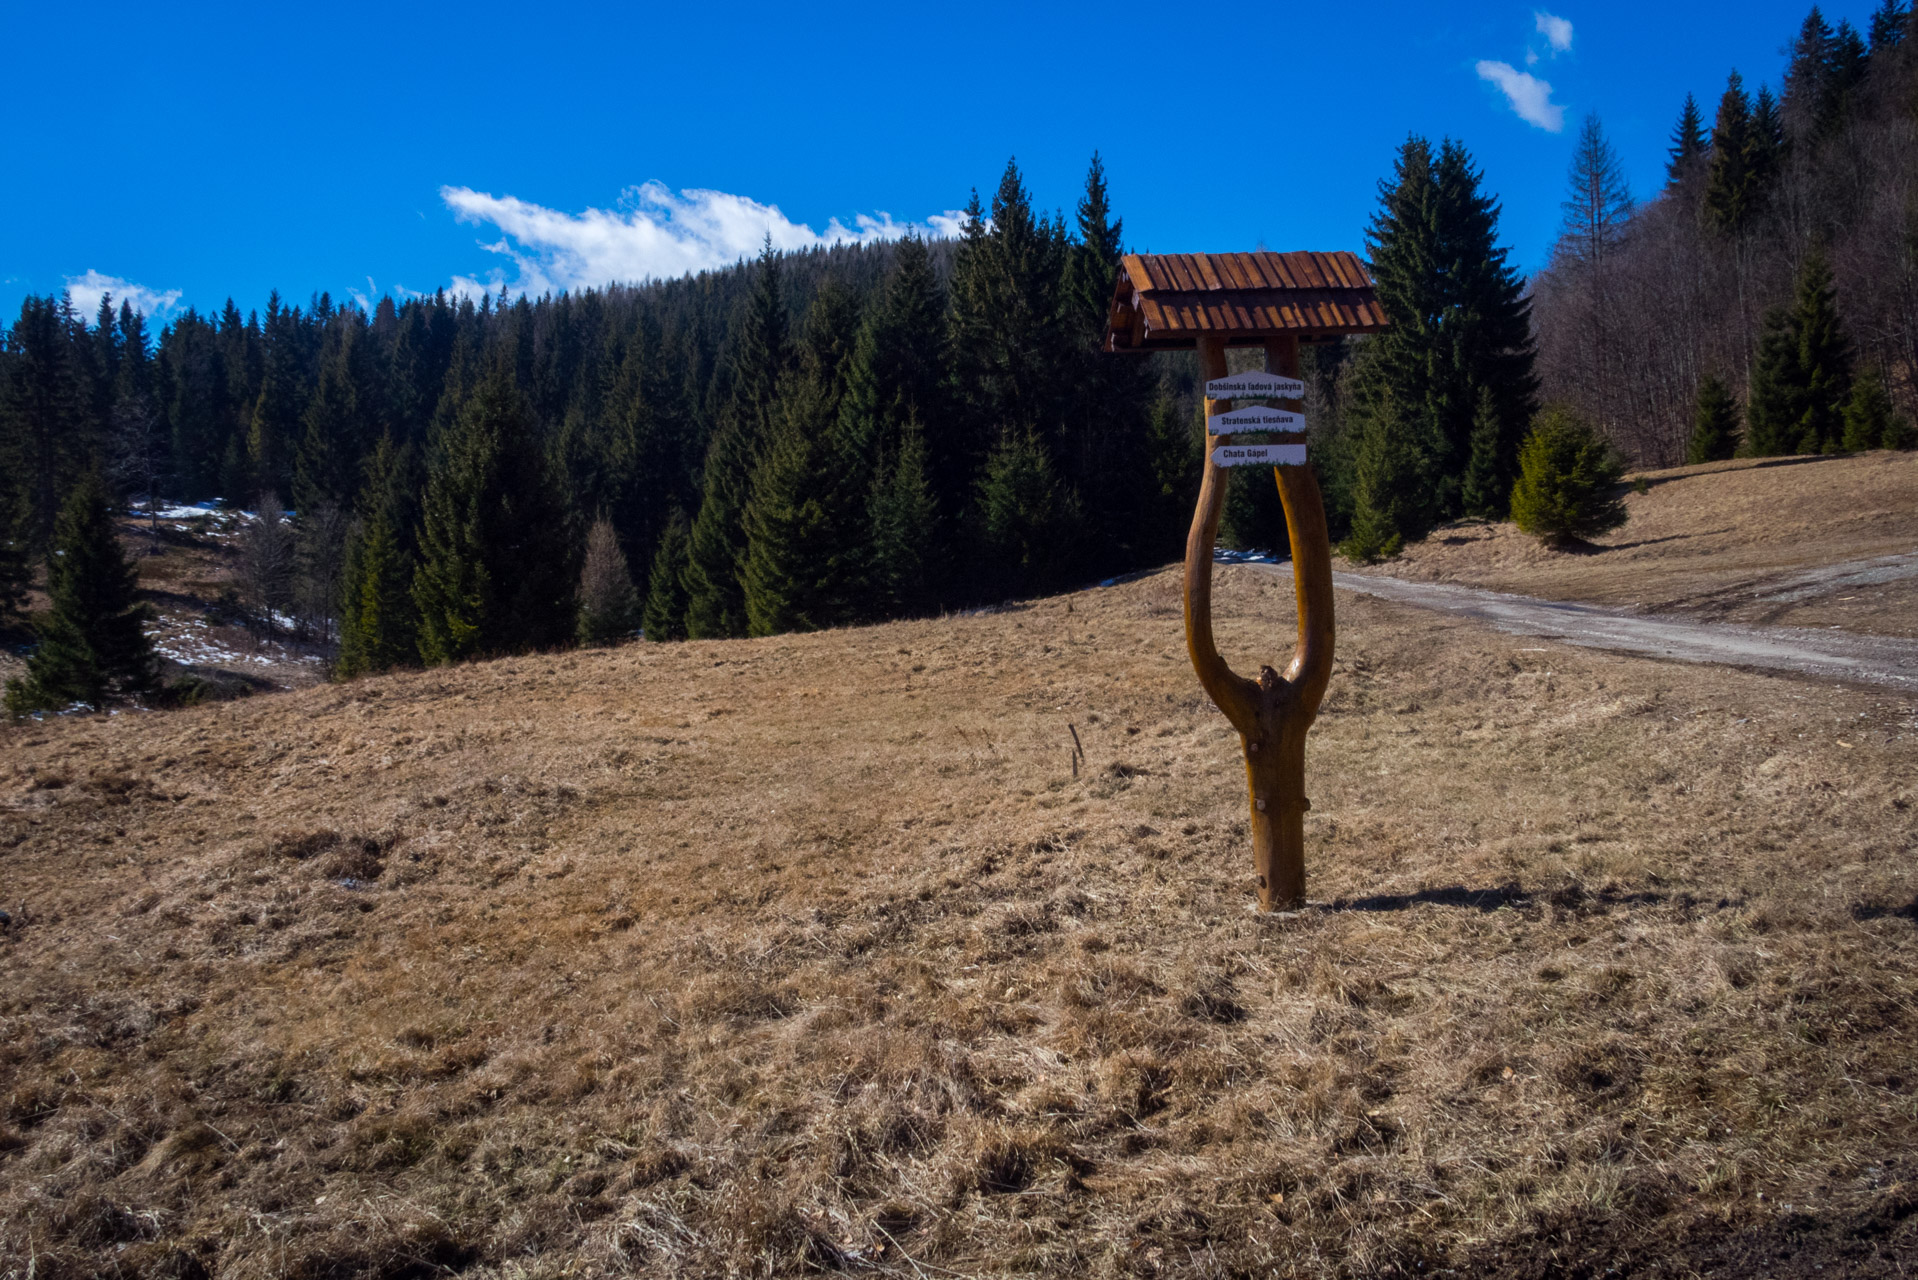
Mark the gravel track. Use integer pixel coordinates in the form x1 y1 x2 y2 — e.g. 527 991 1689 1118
1314 566 1918 690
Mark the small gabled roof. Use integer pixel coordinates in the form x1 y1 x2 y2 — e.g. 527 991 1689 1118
1103 251 1388 352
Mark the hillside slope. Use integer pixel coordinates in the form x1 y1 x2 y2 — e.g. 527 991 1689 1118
1341 451 1918 637
2 565 1915 1278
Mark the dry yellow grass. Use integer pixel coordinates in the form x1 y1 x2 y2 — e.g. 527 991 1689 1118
1342 450 1918 637
2 557 1915 1278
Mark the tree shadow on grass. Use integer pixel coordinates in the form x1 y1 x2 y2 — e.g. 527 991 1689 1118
1853 895 1918 923
1329 882 1667 914
1553 528 1735 555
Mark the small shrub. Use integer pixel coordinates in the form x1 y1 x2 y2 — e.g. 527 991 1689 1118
1510 406 1628 547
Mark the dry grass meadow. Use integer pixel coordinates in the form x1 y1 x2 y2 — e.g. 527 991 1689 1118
1343 450 1918 638
3 502 1918 1276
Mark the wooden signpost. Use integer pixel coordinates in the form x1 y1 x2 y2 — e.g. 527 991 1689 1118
1206 406 1306 434
1212 442 1306 467
1104 251 1388 910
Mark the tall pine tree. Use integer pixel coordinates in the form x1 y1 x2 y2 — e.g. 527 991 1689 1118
1666 93 1709 186
5 472 157 713
641 509 691 641
335 437 419 678
868 420 938 617
685 243 790 638
412 361 576 663
1704 72 1759 235
1350 135 1536 544
1745 250 1853 454
1 295 90 550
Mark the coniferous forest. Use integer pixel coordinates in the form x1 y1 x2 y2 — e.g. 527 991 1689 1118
3 2 1915 703
1529 1 1918 463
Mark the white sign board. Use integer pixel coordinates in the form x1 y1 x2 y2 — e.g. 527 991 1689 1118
1207 407 1306 434
1205 371 1305 400
1213 443 1307 467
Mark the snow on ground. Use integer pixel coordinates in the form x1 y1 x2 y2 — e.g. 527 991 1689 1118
146 615 323 675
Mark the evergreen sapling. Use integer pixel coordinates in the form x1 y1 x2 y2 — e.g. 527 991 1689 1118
1509 407 1628 547
6 472 157 714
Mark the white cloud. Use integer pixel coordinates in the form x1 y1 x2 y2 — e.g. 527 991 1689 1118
64 270 183 325
441 182 970 299
1476 60 1567 132
1535 10 1574 53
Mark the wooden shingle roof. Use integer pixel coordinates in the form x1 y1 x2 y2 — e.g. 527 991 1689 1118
1103 251 1387 352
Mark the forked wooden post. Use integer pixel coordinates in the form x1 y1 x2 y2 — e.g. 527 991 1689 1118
1103 250 1382 911
1183 335 1335 910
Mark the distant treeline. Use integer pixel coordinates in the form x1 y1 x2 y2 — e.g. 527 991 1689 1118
1 159 1245 669
1531 1 1918 464
1 134 1563 671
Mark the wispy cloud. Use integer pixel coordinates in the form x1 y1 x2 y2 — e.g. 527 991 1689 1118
1535 10 1574 53
64 270 184 325
1476 60 1567 132
441 182 969 299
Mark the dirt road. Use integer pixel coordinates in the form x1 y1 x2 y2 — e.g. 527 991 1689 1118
1318 563 1918 690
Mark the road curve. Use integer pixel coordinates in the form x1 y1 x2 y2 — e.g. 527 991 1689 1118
1310 570 1918 691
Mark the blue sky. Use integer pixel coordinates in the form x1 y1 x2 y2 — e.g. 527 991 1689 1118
1 0 1871 328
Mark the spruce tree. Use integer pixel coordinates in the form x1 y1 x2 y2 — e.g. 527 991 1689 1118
681 245 792 639
1358 135 1536 532
683 416 754 639
1509 407 1628 547
335 505 416 677
1063 151 1123 337
1 295 90 550
838 233 949 599
1869 0 1910 51
1341 391 1428 561
1704 72 1757 235
294 318 372 514
978 430 1076 600
412 361 575 663
577 515 641 646
335 436 418 678
641 510 691 642
248 293 301 498
732 237 791 446
1785 7 1837 125
1745 307 1803 456
1461 386 1507 516
1790 249 1853 453
1841 367 1894 450
740 390 835 636
1688 375 1742 462
5 472 157 714
0 484 31 626
950 159 1071 445
1750 86 1785 193
1666 93 1709 186
1746 252 1853 456
868 420 938 617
